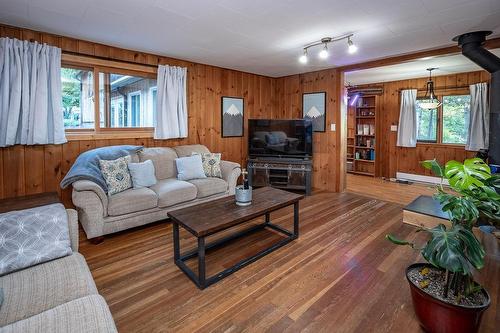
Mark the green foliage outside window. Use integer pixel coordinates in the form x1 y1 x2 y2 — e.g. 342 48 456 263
442 95 470 144
416 94 470 144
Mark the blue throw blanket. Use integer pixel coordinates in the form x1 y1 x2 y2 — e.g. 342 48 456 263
60 145 143 192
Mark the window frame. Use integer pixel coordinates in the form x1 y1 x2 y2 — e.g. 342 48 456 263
61 54 157 140
415 89 470 147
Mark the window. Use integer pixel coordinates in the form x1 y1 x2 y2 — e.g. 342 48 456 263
99 72 156 128
415 94 470 145
416 103 437 143
61 67 94 129
442 95 470 144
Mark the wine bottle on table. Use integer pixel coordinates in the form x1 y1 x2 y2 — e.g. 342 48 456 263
242 169 249 189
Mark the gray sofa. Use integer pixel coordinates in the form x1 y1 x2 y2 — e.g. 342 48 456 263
72 144 241 241
0 209 117 333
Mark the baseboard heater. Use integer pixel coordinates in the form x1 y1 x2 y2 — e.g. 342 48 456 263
396 172 449 186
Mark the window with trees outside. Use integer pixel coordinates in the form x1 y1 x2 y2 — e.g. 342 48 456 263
416 94 470 145
61 64 157 133
61 67 94 129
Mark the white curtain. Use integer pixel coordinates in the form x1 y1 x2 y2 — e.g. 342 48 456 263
155 65 188 139
0 37 65 147
397 89 418 147
466 82 489 151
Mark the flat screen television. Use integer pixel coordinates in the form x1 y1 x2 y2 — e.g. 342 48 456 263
248 119 313 158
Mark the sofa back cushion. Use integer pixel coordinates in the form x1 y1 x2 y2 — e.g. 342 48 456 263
0 203 72 276
138 147 178 180
173 144 210 157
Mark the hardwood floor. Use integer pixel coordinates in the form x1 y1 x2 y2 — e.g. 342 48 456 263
79 191 498 333
346 174 434 205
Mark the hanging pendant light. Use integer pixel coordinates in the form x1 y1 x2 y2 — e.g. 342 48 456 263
418 68 441 109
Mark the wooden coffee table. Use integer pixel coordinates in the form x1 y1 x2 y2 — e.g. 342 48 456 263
167 187 304 289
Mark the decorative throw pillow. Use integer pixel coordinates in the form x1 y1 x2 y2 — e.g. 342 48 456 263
175 155 207 181
128 160 157 189
0 203 72 276
193 153 222 178
99 156 132 195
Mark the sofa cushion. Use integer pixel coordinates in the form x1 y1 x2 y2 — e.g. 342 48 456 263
150 179 197 207
0 203 72 276
107 187 158 216
0 253 97 327
138 147 178 180
188 178 228 198
0 295 117 333
173 144 210 157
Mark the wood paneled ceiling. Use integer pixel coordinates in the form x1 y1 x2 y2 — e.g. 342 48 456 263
0 0 499 77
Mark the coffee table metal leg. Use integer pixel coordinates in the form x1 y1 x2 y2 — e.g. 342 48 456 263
293 202 299 238
198 237 206 289
173 222 180 261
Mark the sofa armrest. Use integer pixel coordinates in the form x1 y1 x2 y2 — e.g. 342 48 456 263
72 181 107 239
220 160 241 195
66 209 79 252
72 180 108 210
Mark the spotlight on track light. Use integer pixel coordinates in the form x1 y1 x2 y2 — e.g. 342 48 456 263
299 49 308 63
348 37 357 54
319 43 329 59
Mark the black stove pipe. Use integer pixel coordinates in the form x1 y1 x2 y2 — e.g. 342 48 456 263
453 31 500 165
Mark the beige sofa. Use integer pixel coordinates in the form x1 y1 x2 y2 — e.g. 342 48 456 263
72 144 241 241
0 209 117 333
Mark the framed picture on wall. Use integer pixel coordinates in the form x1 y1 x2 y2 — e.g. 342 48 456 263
302 92 326 132
221 96 244 137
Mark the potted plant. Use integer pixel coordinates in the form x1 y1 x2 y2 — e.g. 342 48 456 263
387 158 500 333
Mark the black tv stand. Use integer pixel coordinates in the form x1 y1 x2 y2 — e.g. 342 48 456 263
247 156 312 195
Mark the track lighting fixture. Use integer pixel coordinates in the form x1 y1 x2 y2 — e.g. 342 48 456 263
299 34 357 64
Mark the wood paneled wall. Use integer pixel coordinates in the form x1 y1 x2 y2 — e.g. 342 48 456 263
0 24 275 206
360 71 491 178
274 69 346 192
2 23 489 204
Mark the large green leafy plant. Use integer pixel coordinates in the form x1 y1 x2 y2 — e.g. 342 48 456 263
387 158 500 300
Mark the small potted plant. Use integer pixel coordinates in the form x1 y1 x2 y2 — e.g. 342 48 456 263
387 158 500 333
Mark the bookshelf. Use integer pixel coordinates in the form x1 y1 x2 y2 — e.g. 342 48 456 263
347 95 377 177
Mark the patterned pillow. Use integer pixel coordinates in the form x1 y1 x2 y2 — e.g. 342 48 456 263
99 156 132 195
193 153 222 178
0 203 72 276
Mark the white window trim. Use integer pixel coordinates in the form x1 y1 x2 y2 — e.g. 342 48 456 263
127 91 141 127
110 96 124 127
148 86 157 127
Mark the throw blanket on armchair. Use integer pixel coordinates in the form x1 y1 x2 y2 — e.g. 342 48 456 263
60 145 143 192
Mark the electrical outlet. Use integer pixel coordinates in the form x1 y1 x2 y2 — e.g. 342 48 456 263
331 123 336 131
390 125 398 132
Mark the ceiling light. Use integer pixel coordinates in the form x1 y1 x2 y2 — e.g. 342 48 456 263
299 34 358 64
417 68 442 109
319 43 329 59
299 49 308 64
348 37 357 54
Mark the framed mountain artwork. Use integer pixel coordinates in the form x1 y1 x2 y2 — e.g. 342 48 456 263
303 92 326 132
221 96 244 137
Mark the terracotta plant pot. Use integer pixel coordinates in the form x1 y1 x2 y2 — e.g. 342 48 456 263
406 263 490 333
